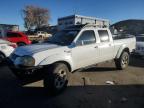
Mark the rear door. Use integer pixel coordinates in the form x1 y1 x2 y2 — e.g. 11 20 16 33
97 29 115 62
5 32 22 43
72 29 100 69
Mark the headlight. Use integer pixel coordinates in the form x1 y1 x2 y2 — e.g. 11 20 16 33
15 56 35 66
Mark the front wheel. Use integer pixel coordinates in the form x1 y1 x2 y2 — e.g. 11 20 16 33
43 63 69 95
115 51 129 70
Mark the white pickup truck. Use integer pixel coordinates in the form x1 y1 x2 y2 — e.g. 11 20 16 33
35 31 52 38
8 24 136 94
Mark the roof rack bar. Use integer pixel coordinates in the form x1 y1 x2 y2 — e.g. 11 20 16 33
82 24 108 29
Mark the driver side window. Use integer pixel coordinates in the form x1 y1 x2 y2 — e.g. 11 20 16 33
77 30 96 46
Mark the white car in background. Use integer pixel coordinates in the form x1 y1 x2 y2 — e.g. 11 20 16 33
0 39 16 63
135 36 144 56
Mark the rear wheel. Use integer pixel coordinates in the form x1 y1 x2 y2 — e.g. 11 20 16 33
115 51 129 70
44 63 69 95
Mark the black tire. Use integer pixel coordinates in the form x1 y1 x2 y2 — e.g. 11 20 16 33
17 42 26 46
43 63 69 95
115 51 129 70
0 53 6 63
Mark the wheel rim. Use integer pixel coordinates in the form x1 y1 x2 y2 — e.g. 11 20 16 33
121 53 129 68
54 69 67 89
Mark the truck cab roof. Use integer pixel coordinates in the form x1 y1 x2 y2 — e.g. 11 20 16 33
64 24 108 31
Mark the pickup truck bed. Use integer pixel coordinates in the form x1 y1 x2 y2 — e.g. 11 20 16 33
113 37 136 57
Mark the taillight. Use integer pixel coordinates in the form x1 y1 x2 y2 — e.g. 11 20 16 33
9 43 17 48
26 37 31 44
29 40 32 44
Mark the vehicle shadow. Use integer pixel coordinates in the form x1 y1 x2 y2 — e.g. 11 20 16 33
0 66 144 108
0 75 144 108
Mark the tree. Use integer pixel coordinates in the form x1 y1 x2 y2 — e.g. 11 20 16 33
22 5 50 31
22 5 35 31
34 7 49 29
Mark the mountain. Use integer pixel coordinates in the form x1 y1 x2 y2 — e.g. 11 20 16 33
111 19 144 35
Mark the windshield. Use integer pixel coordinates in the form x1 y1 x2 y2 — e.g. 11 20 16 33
46 30 79 45
136 37 144 42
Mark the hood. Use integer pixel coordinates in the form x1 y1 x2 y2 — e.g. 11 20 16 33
14 43 61 56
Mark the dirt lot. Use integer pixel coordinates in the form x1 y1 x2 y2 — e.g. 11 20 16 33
0 56 144 108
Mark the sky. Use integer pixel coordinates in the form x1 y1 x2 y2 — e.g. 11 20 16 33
0 0 144 30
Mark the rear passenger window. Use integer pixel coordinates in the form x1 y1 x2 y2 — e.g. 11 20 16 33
7 32 21 38
98 30 109 42
77 30 96 45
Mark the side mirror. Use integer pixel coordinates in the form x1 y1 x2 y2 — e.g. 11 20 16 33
69 41 83 48
68 42 76 48
76 41 84 46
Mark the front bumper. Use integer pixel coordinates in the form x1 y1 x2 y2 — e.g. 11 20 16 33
7 58 44 77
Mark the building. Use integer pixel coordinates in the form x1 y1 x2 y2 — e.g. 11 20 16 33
58 14 110 29
0 24 19 31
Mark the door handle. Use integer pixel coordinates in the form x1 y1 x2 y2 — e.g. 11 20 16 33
109 44 112 46
94 46 98 48
64 50 71 53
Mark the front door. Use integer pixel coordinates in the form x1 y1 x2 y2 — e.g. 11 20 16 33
5 32 22 43
72 30 100 69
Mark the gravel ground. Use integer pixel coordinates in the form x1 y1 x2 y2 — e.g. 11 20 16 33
0 56 144 108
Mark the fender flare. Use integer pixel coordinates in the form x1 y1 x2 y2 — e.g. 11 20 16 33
115 44 129 59
38 54 74 72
